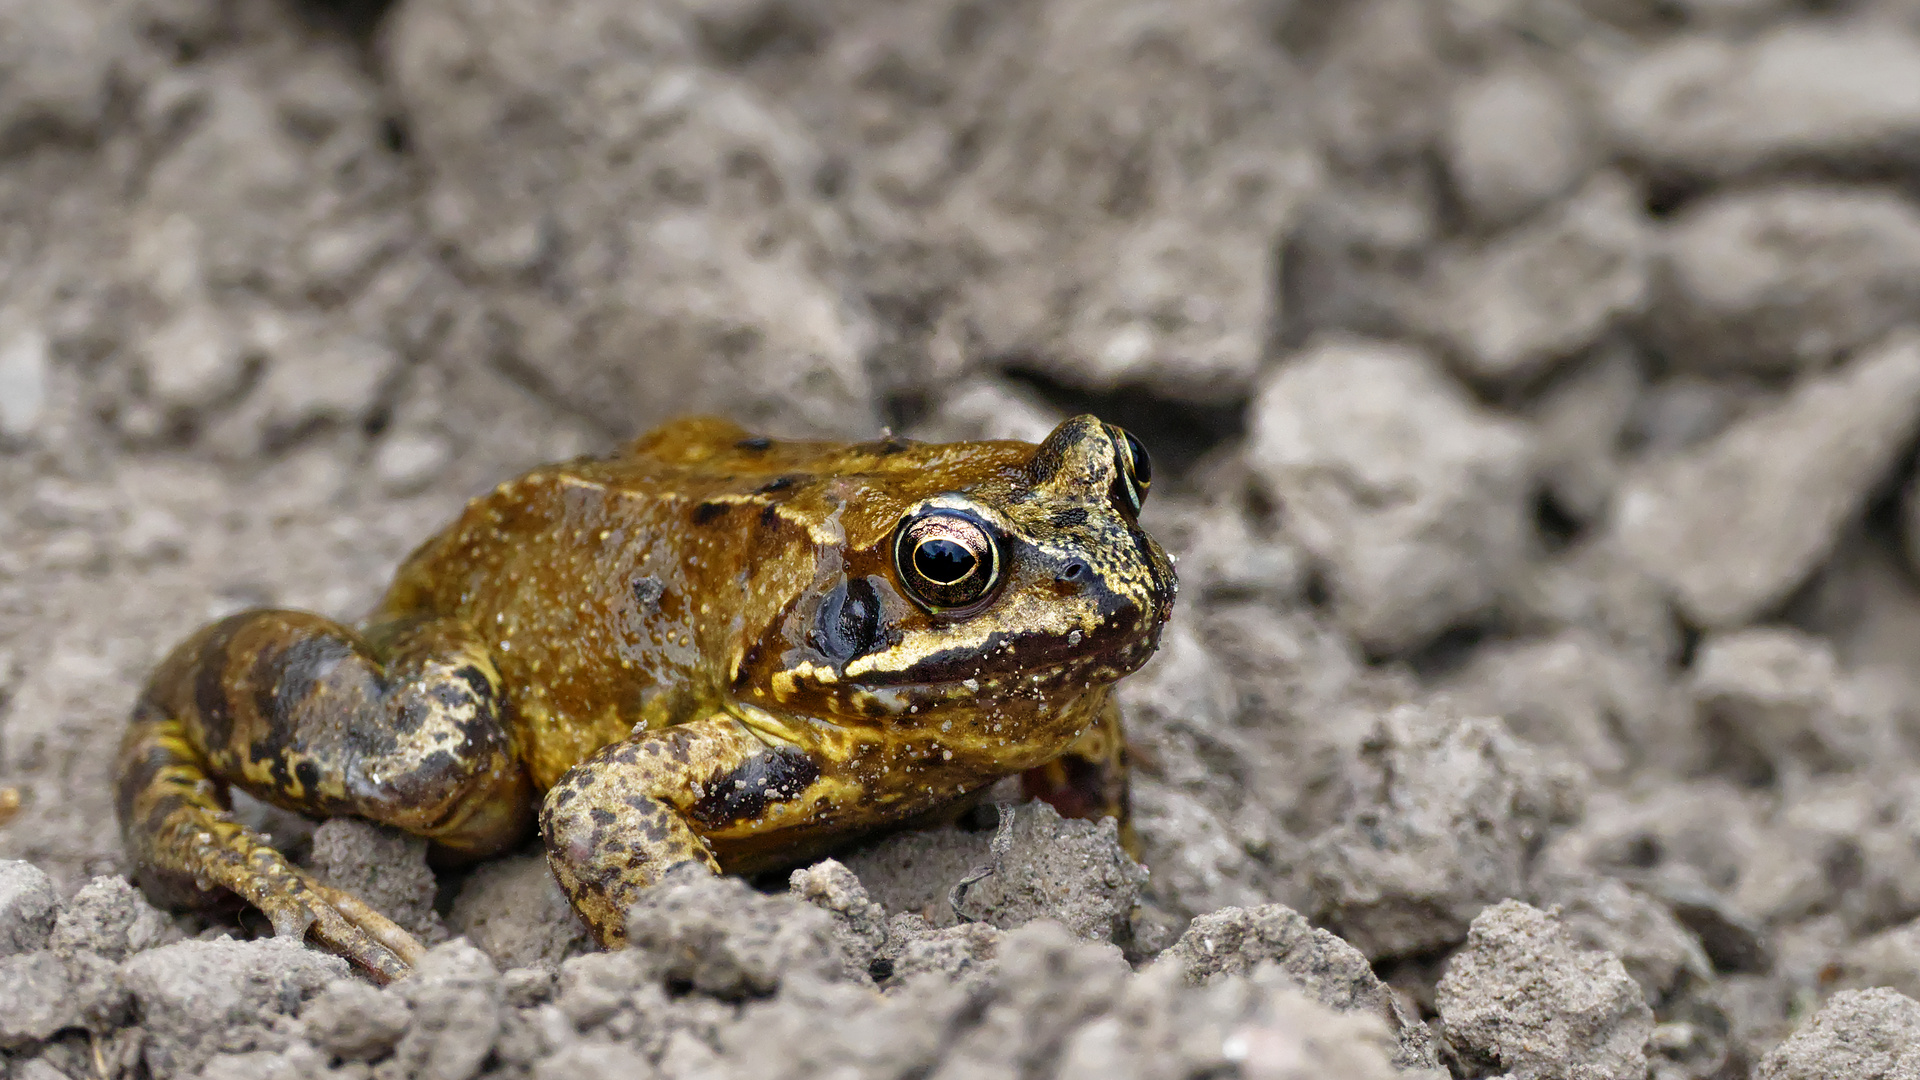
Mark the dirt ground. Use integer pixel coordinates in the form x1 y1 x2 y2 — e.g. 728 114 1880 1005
6 0 1920 1076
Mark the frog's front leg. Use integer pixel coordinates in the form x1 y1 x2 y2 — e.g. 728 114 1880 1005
116 611 534 983
542 717 817 946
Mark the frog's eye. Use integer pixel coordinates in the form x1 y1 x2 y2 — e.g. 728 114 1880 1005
893 509 1003 612
1108 425 1152 515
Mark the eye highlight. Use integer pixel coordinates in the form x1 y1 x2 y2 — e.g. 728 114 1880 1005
1108 424 1153 515
893 509 1003 612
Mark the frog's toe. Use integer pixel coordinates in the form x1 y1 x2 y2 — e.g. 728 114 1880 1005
243 860 423 984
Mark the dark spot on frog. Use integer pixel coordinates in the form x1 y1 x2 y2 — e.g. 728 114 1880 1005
631 576 665 611
735 436 774 452
1049 507 1089 530
759 504 780 530
294 759 320 794
590 807 616 825
693 501 730 526
689 747 821 828
811 576 884 664
755 475 800 494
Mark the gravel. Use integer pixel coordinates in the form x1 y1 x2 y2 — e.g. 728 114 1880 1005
3 1 1920 1077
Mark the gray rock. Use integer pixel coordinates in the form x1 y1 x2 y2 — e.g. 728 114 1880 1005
0 323 49 441
1307 0 1451 169
0 860 61 957
1246 337 1535 655
1501 539 1683 667
1533 874 1713 1006
1165 904 1438 1071
48 875 175 962
1442 60 1596 227
532 1041 655 1080
1691 628 1904 782
949 0 1315 404
881 916 1004 987
306 818 445 944
904 377 1063 446
1427 172 1649 386
788 858 889 981
386 940 502 1080
1647 187 1920 374
1436 900 1654 1080
121 937 346 1079
1756 987 1920 1080
0 951 83 1048
1524 346 1642 525
1440 630 1684 780
299 977 410 1062
1612 331 1920 628
0 1 126 141
1304 706 1586 960
1608 28 1920 182
447 851 592 971
950 801 1148 943
625 866 845 999
387 0 878 438
1836 919 1920 1001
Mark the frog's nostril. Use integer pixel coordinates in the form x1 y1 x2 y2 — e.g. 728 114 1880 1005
1058 561 1089 584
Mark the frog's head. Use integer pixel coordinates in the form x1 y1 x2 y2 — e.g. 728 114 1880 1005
749 415 1177 729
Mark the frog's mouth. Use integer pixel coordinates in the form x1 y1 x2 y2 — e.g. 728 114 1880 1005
849 606 1170 692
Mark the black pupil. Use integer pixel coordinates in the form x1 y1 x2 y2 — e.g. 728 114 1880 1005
914 538 976 584
1123 430 1152 489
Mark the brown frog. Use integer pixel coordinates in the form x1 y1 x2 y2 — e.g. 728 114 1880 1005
115 415 1176 982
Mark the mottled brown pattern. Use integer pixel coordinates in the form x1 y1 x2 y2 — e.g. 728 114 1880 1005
116 414 1175 973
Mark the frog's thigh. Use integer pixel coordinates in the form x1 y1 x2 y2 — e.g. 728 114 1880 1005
1020 695 1139 856
542 717 809 947
117 610 532 981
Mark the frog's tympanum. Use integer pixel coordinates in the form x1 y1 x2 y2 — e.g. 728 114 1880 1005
115 415 1175 981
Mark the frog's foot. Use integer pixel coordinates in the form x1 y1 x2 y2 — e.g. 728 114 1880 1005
208 833 426 984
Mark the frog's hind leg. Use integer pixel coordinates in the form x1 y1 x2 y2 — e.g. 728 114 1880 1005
115 611 534 983
1020 694 1141 858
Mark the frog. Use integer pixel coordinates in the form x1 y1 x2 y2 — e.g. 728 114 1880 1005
114 413 1175 983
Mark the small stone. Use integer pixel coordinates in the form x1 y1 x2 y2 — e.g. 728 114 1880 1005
1165 904 1438 1071
1647 187 1920 374
625 867 846 998
1428 172 1649 386
1612 331 1920 628
907 377 1063 446
1691 628 1903 782
1246 338 1534 655
139 304 250 413
949 801 1149 943
1436 900 1654 1080
789 858 888 980
1608 28 1920 182
447 851 592 971
121 937 347 1078
0 861 61 956
373 429 454 496
301 977 411 1062
1443 61 1595 227
255 331 398 440
1533 874 1712 1006
1440 630 1683 780
1836 919 1920 1001
306 819 445 944
532 1042 654 1080
0 3 122 137
0 951 82 1049
0 325 50 440
1304 706 1586 960
48 875 175 962
1524 347 1641 525
387 940 502 1080
1755 988 1920 1080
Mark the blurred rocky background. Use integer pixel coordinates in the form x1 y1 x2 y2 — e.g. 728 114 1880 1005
6 0 1920 1077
